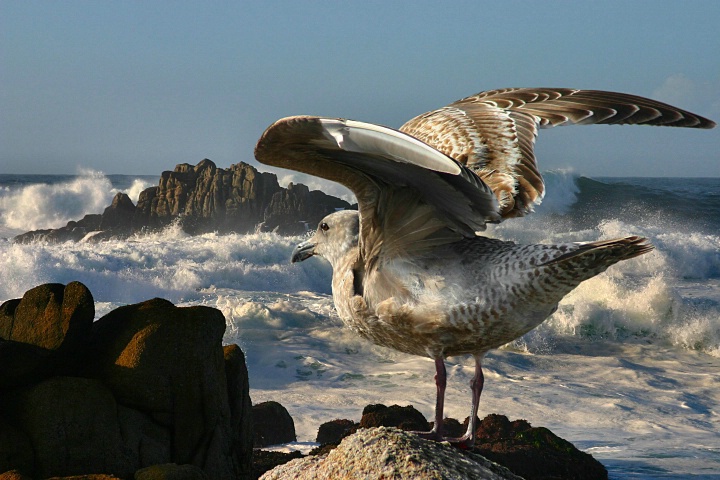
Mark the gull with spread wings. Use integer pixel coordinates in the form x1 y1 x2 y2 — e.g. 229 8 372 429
254 88 715 447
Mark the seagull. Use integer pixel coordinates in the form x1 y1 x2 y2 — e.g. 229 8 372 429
254 88 715 447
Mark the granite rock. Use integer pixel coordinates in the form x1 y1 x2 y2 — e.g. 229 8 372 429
260 427 522 480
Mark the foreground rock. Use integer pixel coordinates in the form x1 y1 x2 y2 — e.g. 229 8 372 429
0 282 94 388
309 404 608 480
261 427 522 480
0 282 253 479
14 159 352 243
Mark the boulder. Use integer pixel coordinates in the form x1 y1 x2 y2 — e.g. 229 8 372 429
0 338 51 389
223 345 253 478
260 427 522 480
0 283 254 479
252 401 296 447
0 376 133 479
116 405 172 469
0 417 33 476
0 282 94 387
89 298 243 479
0 282 94 352
359 403 430 432
316 418 358 444
99 192 136 231
473 414 608 480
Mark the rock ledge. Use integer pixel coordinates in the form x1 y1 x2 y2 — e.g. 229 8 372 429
260 426 523 480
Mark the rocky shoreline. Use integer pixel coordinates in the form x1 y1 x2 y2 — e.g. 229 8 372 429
1 282 608 479
13 159 352 243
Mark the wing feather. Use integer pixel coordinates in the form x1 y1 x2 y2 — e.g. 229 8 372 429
254 116 501 264
400 88 716 218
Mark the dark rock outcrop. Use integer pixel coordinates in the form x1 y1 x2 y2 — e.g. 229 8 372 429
0 283 253 479
360 403 430 432
315 418 357 444
252 401 297 448
473 414 608 480
14 159 352 243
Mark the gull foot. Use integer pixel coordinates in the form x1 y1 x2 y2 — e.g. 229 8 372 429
411 430 475 449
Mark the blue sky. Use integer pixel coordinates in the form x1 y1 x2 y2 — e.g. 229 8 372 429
2 1 719 178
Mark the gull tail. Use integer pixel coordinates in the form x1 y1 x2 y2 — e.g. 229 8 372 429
538 236 653 288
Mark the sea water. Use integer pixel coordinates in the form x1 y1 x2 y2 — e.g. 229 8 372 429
1 171 719 479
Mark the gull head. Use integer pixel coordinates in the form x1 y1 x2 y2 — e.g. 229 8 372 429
291 210 359 268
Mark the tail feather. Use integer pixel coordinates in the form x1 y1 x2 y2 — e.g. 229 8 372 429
541 236 654 268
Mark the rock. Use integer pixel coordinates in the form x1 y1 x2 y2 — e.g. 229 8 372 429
14 159 352 243
0 283 254 479
0 376 133 479
99 192 137 231
252 401 297 447
116 405 172 469
12 214 102 243
0 299 20 340
0 471 33 480
260 427 522 480
0 282 94 351
316 418 358 444
0 282 94 387
89 298 244 479
359 403 430 432
0 417 33 476
133 463 210 480
472 414 608 480
251 451 304 480
262 182 351 235
0 337 51 389
438 416 466 438
223 345 253 478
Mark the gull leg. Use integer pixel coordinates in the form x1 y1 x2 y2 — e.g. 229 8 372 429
413 357 446 441
447 355 484 448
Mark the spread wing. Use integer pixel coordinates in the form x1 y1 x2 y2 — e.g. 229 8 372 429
400 88 716 218
254 116 501 264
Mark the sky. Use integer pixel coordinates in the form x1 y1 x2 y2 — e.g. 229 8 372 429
1 1 719 180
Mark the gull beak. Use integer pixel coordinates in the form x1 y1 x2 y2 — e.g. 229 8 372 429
291 240 316 263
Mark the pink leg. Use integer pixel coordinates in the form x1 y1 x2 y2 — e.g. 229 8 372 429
414 357 446 441
414 356 485 448
463 355 485 445
432 356 447 436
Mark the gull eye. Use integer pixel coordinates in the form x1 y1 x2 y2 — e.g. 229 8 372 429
320 222 329 232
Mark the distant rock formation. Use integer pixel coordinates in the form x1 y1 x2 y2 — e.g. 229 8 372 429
0 282 253 479
14 159 352 243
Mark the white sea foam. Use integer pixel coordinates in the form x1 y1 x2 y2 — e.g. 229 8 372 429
120 178 154 203
0 172 154 237
2 174 720 477
0 170 114 232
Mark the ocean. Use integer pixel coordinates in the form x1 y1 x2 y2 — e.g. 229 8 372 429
1 171 719 479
